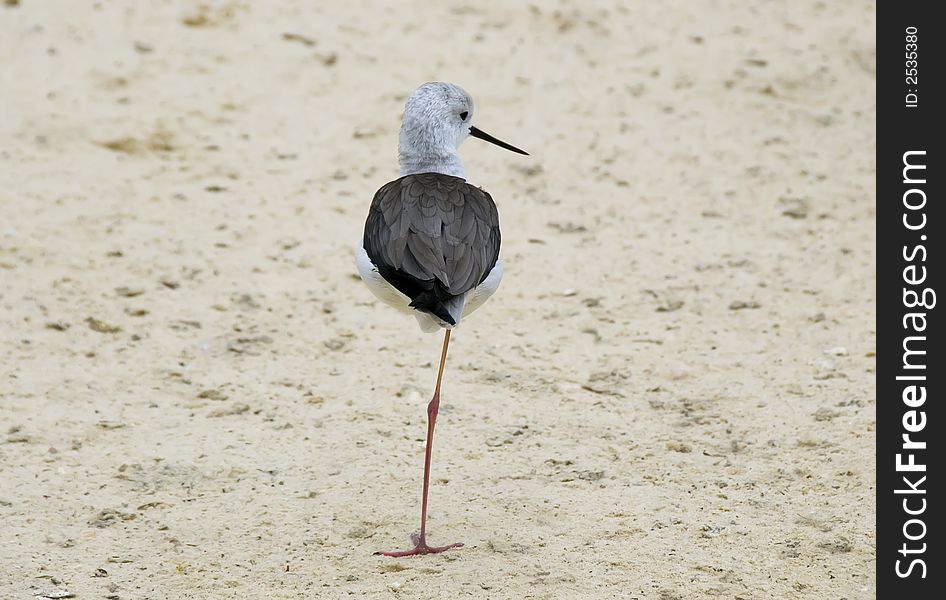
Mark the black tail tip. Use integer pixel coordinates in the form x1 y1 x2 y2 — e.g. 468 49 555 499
409 292 456 326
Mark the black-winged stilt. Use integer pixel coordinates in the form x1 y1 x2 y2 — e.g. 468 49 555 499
356 82 528 556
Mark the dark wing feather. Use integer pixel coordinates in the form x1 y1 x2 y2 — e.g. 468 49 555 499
363 173 500 324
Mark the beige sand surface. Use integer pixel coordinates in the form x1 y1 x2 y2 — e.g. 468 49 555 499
1 1 876 598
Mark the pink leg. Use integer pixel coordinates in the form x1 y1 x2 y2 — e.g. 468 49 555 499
377 330 463 557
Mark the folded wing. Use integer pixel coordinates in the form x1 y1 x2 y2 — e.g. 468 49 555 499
363 173 501 325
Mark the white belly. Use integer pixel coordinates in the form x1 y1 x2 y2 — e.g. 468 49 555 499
354 244 502 332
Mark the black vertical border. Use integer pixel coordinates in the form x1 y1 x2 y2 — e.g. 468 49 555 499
877 2 941 598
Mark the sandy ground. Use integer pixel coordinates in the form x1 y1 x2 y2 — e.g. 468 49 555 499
0 1 876 598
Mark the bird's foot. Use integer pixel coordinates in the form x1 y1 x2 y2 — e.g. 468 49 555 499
375 533 463 557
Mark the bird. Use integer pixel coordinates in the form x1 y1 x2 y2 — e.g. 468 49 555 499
355 82 528 557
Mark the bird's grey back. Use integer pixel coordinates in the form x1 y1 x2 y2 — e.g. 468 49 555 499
363 173 500 324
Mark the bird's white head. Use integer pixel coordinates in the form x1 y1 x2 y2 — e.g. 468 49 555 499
398 82 528 180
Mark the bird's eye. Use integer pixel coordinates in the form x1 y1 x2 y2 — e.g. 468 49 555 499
459 111 469 121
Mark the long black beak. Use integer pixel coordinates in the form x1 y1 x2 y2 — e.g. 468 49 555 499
469 126 529 155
